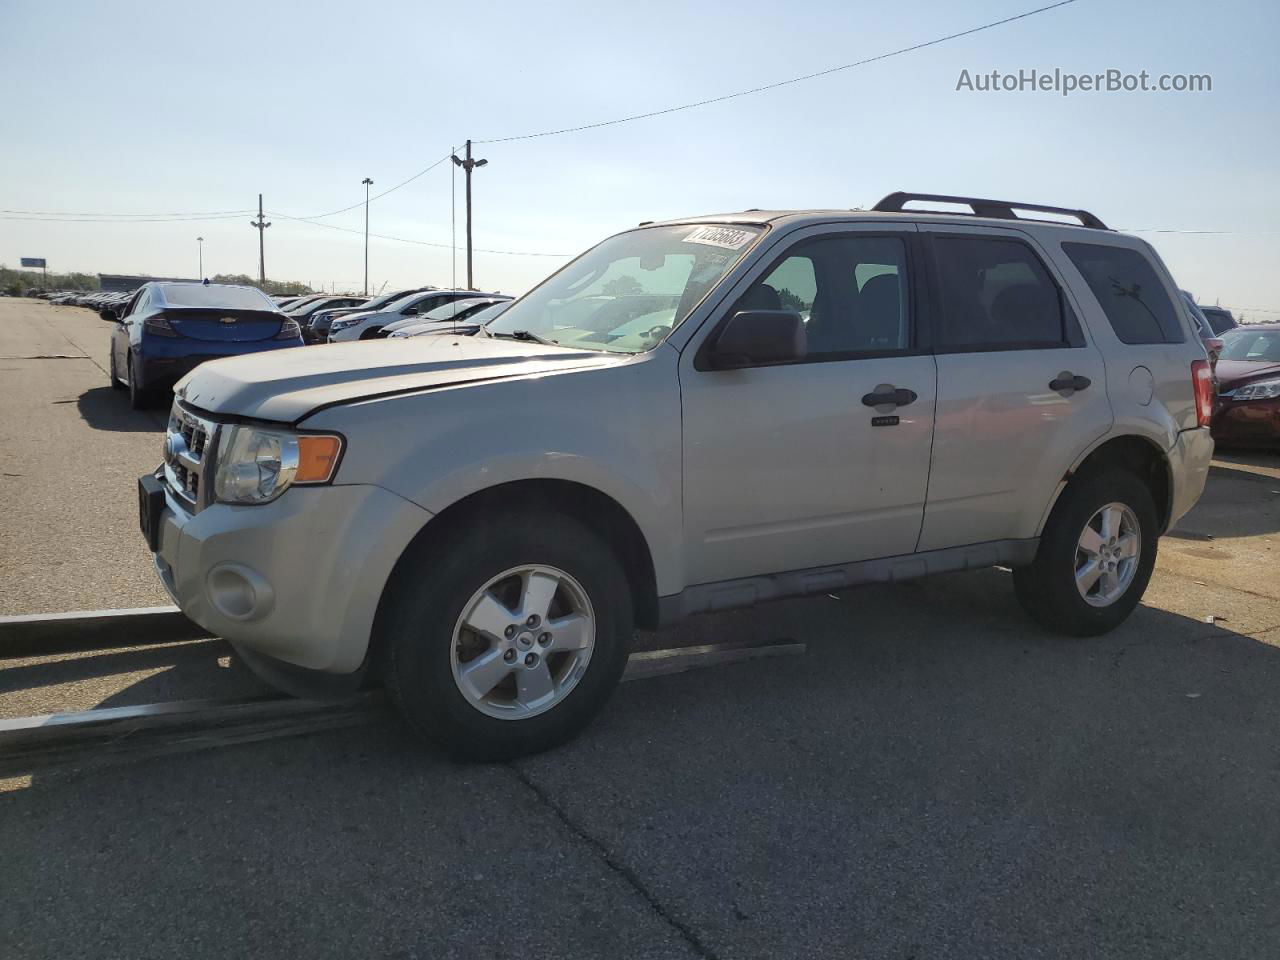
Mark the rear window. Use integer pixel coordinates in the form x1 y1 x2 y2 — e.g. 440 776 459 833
1201 307 1236 335
161 284 275 310
1062 243 1185 344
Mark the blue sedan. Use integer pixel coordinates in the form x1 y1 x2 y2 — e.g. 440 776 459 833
107 281 304 409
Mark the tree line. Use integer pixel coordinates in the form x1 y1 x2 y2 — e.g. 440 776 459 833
1 265 315 297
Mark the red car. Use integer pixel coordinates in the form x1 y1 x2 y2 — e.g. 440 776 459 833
1211 323 1280 448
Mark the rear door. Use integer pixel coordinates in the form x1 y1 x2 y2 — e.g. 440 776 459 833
679 224 938 584
916 226 1112 551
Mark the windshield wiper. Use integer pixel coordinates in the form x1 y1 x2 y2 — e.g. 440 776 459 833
489 329 557 345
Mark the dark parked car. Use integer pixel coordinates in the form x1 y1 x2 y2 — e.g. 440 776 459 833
283 295 369 343
1211 324 1280 448
306 287 436 344
1182 290 1224 369
107 281 304 409
1200 305 1238 335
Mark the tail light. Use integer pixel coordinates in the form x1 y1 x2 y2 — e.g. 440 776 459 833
1192 358 1213 427
275 318 302 340
143 314 177 337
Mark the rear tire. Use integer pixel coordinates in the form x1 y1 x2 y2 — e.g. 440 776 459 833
108 348 126 390
126 356 153 410
1013 468 1158 636
382 511 632 761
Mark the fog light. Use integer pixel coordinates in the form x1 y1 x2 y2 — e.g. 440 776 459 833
206 563 275 621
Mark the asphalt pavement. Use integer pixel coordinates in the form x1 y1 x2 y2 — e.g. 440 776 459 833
2 297 1280 959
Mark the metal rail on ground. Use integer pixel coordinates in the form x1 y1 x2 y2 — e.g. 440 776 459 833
0 638 806 776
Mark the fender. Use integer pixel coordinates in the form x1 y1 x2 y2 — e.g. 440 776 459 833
303 350 686 595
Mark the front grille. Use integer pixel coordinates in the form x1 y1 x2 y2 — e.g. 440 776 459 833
163 401 219 511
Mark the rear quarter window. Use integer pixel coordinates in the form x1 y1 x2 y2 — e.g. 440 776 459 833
1062 242 1185 344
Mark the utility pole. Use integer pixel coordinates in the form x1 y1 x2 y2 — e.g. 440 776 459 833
451 140 487 290
249 194 271 287
361 177 373 295
196 236 204 280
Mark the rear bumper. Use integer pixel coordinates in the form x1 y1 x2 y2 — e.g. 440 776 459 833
136 338 304 388
1167 426 1214 529
1211 397 1280 447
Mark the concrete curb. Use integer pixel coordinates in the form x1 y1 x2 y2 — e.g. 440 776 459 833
0 606 210 658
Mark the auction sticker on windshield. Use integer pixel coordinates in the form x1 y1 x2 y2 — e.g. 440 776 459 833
683 225 757 250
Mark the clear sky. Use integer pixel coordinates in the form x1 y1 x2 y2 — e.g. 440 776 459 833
2 0 1277 316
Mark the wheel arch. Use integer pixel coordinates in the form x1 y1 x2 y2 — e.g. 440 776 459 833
368 478 661 673
1040 433 1174 536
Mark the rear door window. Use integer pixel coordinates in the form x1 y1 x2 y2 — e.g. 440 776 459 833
1062 242 1185 344
931 236 1069 351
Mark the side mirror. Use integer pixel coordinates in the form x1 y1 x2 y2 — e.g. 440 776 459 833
702 310 806 370
100 307 118 322
401 306 419 316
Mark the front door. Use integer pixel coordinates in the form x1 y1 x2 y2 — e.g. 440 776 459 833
680 225 938 585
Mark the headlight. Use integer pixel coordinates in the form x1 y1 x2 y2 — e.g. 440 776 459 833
213 426 343 505
330 316 360 332
1229 378 1280 401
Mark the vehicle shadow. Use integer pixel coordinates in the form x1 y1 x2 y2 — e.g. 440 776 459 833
10 568 1280 958
1167 459 1280 540
75 385 168 433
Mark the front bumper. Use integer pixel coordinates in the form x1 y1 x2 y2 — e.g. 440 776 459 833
1211 396 1280 447
1166 426 1215 530
150 478 432 675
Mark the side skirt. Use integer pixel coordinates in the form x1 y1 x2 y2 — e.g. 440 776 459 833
657 538 1039 626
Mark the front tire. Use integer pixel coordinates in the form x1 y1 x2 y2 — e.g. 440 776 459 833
1013 468 1158 636
382 512 632 761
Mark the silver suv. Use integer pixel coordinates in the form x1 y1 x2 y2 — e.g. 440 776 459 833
138 192 1215 760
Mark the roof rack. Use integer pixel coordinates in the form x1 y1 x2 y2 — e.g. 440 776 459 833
872 192 1108 230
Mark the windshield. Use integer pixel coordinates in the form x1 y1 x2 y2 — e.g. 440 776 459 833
470 301 511 324
486 223 764 353
363 288 423 311
1221 328 1280 362
421 298 496 321
160 284 275 309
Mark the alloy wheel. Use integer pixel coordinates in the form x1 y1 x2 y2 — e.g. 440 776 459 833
1075 502 1141 607
450 564 596 720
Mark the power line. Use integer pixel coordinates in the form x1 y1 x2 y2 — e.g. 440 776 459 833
276 1 1083 222
268 211 570 257
296 154 454 220
0 207 254 218
1124 228 1280 236
0 212 252 223
475 0 1082 144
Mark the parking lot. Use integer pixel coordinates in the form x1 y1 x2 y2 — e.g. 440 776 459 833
3 294 1280 958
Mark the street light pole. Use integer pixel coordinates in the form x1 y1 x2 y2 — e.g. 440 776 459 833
451 140 487 290
361 177 373 296
196 236 204 280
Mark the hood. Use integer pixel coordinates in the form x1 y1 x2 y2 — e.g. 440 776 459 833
176 335 625 422
1215 359 1280 392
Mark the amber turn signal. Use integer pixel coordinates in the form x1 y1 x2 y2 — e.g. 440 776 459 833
294 435 343 484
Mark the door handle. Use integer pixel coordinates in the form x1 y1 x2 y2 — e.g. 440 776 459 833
1049 374 1091 392
861 387 918 408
